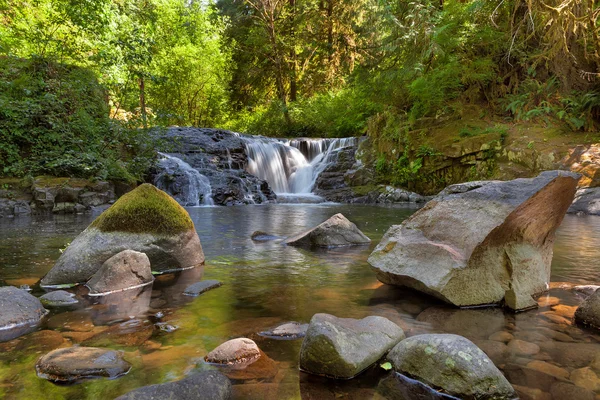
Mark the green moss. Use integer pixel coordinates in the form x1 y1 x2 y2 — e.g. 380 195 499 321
90 184 194 234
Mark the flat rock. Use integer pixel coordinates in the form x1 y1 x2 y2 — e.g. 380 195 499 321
368 171 579 310
0 286 47 342
525 360 570 380
250 231 281 241
575 288 600 329
36 346 131 382
285 213 371 248
115 370 232 400
39 290 78 307
205 338 261 365
259 322 308 340
488 331 514 343
183 280 223 297
40 184 204 288
507 339 540 356
387 334 516 400
299 313 405 379
86 250 153 295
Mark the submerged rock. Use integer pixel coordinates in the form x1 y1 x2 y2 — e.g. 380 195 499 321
205 338 261 365
574 289 600 330
299 313 405 379
285 213 371 248
183 280 222 297
40 184 204 288
259 322 308 340
39 290 78 307
86 250 153 295
36 347 131 382
250 231 281 241
387 334 516 400
368 171 579 310
115 371 232 400
0 286 47 342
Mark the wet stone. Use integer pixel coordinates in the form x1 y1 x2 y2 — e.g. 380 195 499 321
525 360 570 380
258 322 308 340
508 339 540 356
36 346 131 382
15 330 64 352
205 338 261 365
488 331 514 343
39 290 78 308
183 280 223 297
550 382 596 400
47 311 95 332
0 286 47 342
513 385 551 400
215 350 278 381
251 231 280 241
537 296 560 308
570 367 600 391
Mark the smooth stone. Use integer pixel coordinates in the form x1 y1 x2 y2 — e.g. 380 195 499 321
570 367 600 391
183 280 223 297
473 339 509 365
552 304 577 319
83 320 154 347
387 334 516 400
575 289 600 330
205 338 261 365
513 330 548 343
540 312 572 325
250 231 280 241
285 213 371 248
488 331 514 343
537 296 561 308
216 350 278 381
115 371 232 400
550 382 595 400
36 346 131 382
508 339 541 356
39 290 78 307
0 286 47 342
368 171 579 310
538 342 600 369
299 313 405 379
86 250 153 295
513 385 552 400
525 360 570 380
258 322 308 340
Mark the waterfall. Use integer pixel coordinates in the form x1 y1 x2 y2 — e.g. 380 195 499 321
155 153 214 206
244 137 357 196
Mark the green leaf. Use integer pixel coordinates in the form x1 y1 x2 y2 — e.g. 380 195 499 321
380 362 393 371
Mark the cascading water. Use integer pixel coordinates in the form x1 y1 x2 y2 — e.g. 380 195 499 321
155 153 214 206
244 137 357 198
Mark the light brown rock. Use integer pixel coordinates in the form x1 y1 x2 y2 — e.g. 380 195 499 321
571 367 600 391
508 339 541 356
205 338 261 365
489 331 514 343
86 250 153 295
526 360 570 380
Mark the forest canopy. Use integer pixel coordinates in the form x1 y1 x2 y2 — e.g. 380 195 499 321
1 0 600 178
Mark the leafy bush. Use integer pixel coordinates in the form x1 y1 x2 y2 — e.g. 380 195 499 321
0 56 156 182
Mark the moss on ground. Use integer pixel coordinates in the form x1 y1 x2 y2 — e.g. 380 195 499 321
90 184 194 234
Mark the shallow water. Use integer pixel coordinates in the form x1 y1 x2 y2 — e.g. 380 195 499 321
0 205 598 399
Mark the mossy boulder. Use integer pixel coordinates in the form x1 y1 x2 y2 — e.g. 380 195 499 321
40 184 204 288
387 334 516 400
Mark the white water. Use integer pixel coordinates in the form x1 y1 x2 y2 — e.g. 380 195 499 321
155 153 214 206
244 137 357 196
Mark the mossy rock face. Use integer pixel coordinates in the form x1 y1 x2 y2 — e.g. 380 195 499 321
40 185 203 288
91 184 194 235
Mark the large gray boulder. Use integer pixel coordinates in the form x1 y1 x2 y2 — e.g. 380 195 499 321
368 171 579 310
40 184 204 288
387 334 516 400
0 286 47 342
86 250 153 295
36 347 131 382
115 371 232 400
574 289 600 330
285 213 371 248
299 313 405 379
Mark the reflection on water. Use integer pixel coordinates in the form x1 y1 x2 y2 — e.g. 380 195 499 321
0 206 598 399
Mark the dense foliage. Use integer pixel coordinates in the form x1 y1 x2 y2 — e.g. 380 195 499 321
1 0 600 179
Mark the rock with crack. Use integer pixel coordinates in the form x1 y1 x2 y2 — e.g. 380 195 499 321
285 213 370 248
368 171 580 311
86 250 154 295
40 184 204 288
387 334 516 400
299 313 405 379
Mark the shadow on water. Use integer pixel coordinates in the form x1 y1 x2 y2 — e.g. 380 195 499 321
0 206 598 399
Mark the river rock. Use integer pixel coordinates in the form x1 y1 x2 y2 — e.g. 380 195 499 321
574 288 600 329
40 184 204 288
570 367 600 391
0 286 47 342
115 370 232 400
368 171 580 310
387 334 516 400
205 338 261 365
86 250 153 295
36 347 131 382
39 290 78 307
183 280 222 296
550 382 595 400
299 313 405 379
259 322 309 340
507 339 540 356
285 213 371 248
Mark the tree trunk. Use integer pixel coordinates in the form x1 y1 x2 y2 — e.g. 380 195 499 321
139 76 147 129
